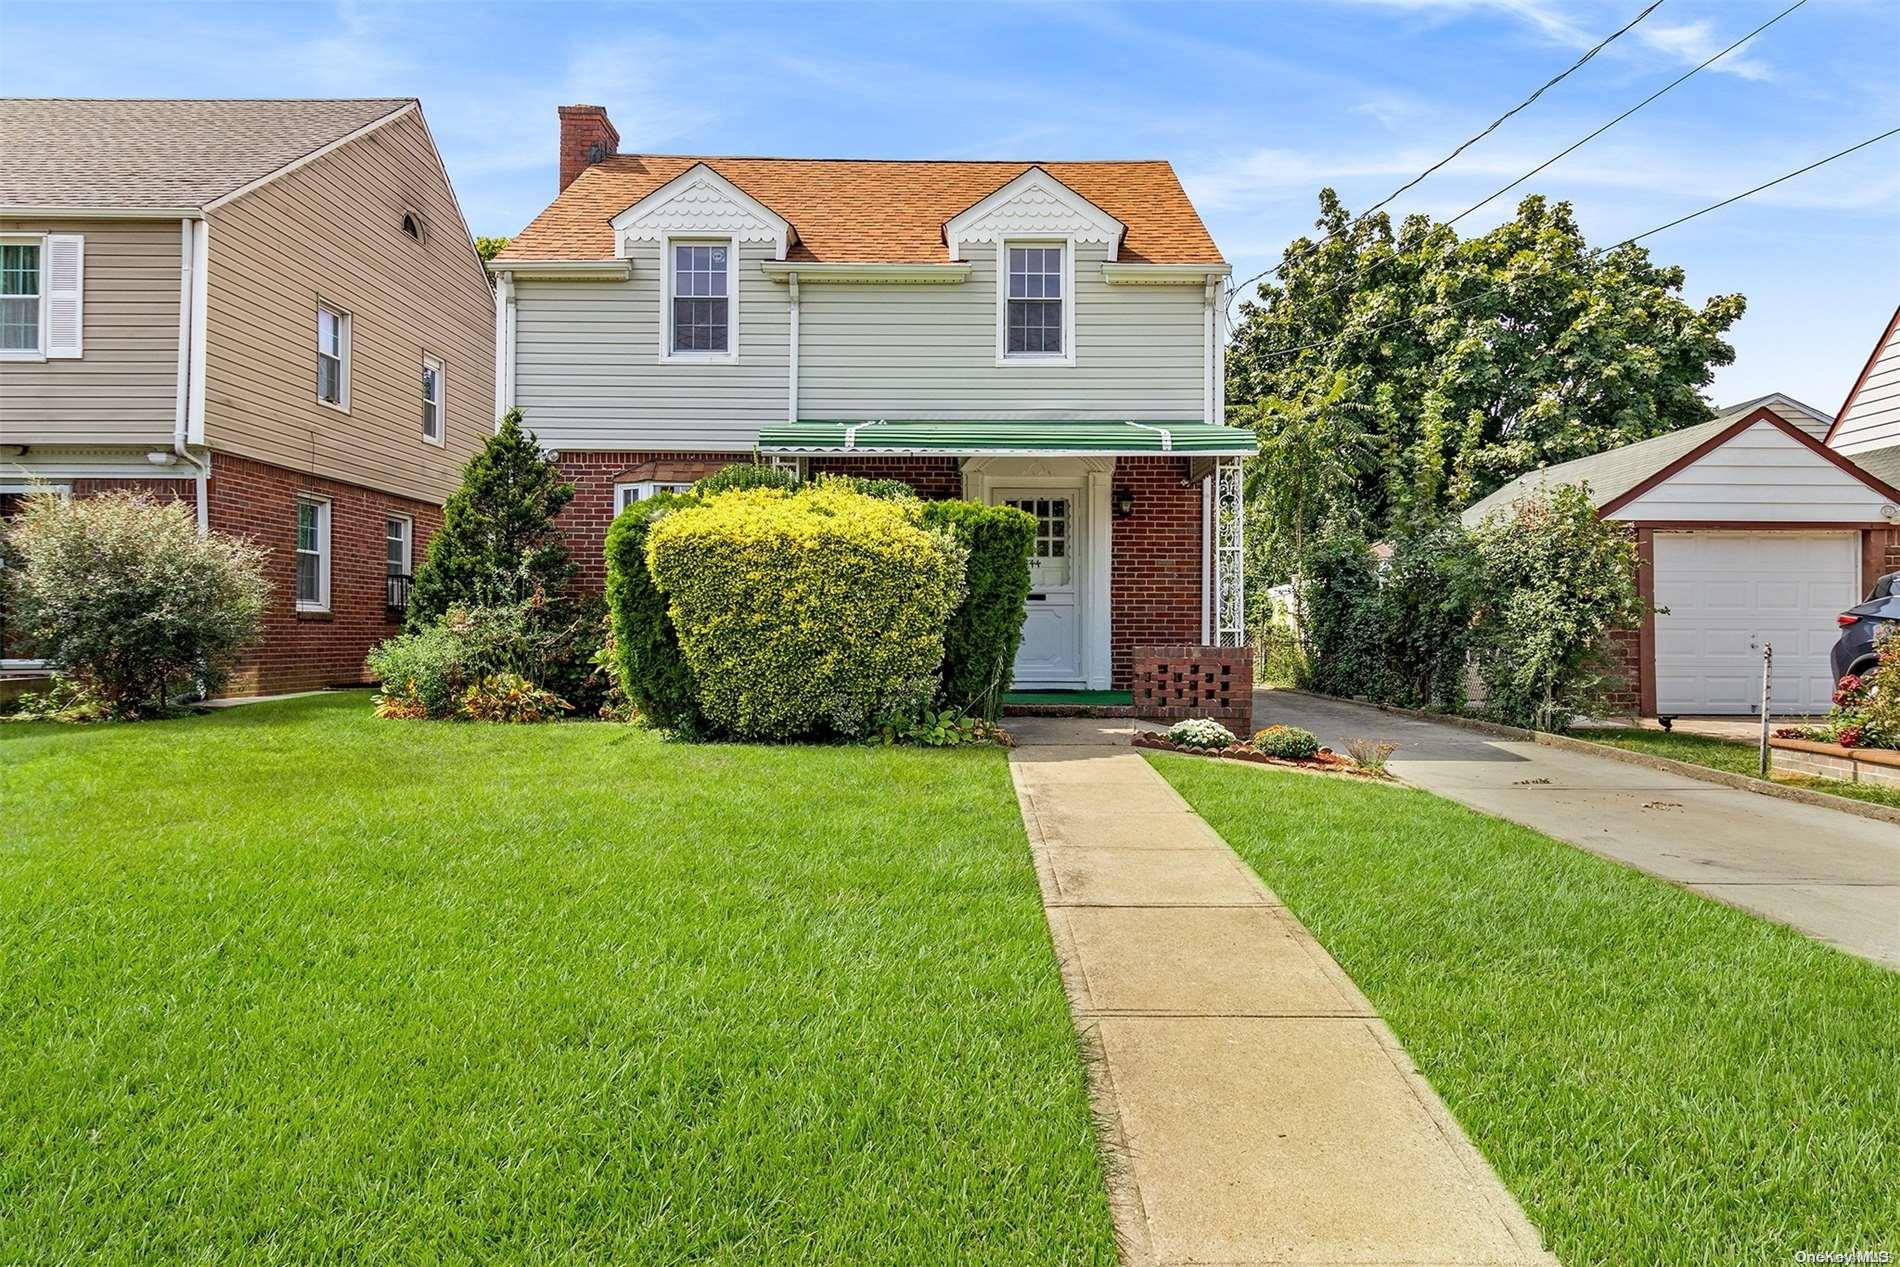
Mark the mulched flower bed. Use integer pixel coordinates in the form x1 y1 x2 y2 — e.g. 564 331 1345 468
1131 731 1386 778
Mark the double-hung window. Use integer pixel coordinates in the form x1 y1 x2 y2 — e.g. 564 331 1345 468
614 481 693 513
667 241 731 357
0 241 41 355
317 302 349 407
294 497 331 613
1003 243 1066 360
385 515 412 577
421 355 444 444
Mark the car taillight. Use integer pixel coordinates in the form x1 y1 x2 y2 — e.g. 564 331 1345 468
1838 614 1860 626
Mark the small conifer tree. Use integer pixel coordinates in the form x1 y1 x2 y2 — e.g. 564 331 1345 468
406 409 577 630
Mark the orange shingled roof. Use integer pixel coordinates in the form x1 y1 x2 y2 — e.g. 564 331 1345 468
498 155 1224 265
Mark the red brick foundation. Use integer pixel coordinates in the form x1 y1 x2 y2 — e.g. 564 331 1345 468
553 450 748 589
1111 457 1204 688
1132 643 1253 734
207 454 442 696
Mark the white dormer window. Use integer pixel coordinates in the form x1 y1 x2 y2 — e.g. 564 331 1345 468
665 239 736 361
998 240 1074 366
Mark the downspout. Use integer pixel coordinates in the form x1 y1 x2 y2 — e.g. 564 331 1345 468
493 269 514 423
786 273 800 423
172 217 210 532
1202 276 1219 425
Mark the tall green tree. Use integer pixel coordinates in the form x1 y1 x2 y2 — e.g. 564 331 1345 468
1229 190 1744 537
1236 370 1371 587
405 409 577 631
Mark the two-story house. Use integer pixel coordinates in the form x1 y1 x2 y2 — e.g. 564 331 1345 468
0 98 495 695
492 105 1252 693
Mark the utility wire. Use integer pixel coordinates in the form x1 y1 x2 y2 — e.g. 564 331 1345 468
1226 0 1808 313
1436 0 1811 230
1242 125 1900 363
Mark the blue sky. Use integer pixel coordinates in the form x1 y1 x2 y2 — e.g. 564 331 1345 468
9 0 1896 410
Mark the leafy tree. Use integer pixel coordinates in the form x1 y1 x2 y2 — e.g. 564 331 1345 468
1229 190 1743 536
1236 370 1371 586
406 408 577 631
474 236 510 263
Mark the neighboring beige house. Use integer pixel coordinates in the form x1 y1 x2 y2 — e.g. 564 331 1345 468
1831 304 1900 487
492 105 1254 692
0 98 494 693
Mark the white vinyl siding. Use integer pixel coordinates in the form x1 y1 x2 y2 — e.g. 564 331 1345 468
1611 420 1897 521
512 239 786 451
799 241 1202 420
1832 318 1900 456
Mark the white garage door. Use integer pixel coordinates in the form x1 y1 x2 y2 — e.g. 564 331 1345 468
1652 532 1860 715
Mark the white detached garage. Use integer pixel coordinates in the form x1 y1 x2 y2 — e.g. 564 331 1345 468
1465 401 1900 717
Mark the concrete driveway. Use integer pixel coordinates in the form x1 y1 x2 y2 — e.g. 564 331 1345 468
1255 690 1900 970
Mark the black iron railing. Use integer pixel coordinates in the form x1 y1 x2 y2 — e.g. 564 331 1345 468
386 572 412 612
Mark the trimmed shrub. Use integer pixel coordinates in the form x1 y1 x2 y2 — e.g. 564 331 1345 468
1 490 266 717
918 499 1035 720
646 482 965 739
1252 724 1320 760
604 489 706 734
692 462 796 497
829 474 918 502
366 625 469 719
1168 718 1237 750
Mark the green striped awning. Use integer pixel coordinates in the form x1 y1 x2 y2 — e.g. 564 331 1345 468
756 420 1257 457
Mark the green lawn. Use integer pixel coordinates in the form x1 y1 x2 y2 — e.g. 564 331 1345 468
1585 726 1900 810
1147 753 1900 1267
0 693 1114 1265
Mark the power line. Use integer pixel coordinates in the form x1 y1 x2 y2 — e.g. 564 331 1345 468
1241 125 1900 364
1437 0 1811 230
1226 0 1807 313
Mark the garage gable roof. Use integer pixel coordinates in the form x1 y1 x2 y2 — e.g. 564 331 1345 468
1463 406 1900 527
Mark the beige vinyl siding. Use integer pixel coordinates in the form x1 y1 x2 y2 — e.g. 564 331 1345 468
202 109 494 504
0 217 180 445
1833 319 1900 456
513 239 786 451
798 241 1205 420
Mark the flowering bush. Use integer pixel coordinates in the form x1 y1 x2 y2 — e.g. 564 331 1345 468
1168 718 1237 750
1252 724 1321 760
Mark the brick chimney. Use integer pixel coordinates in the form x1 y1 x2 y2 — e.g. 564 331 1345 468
558 104 619 192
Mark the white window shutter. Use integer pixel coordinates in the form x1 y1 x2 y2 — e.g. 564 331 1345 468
44 234 84 358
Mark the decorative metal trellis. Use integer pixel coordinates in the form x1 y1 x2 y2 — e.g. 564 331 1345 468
1213 455 1245 647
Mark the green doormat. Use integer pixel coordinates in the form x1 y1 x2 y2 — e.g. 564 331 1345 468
1003 690 1134 707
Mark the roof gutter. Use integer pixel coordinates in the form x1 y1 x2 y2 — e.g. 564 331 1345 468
486 258 631 281
0 206 203 220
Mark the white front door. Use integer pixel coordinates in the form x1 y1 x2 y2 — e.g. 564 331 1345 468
999 489 1085 686
1652 531 1861 715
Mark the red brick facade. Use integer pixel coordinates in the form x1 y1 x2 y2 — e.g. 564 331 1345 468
205 454 442 695
1110 457 1204 688
551 449 1214 692
553 450 748 589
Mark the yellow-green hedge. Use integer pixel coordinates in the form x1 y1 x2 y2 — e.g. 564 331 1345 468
644 480 966 739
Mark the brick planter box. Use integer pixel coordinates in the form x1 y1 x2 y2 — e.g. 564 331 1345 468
1131 644 1253 735
1770 737 1900 788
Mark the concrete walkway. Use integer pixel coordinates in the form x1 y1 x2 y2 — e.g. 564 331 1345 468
1008 717 1556 1267
1256 690 1900 970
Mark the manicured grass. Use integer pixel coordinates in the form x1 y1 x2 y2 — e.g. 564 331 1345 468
1146 753 1900 1267
1586 726 1900 810
0 694 1114 1265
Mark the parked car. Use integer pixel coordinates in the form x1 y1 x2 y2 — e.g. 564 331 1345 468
1831 571 1899 681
